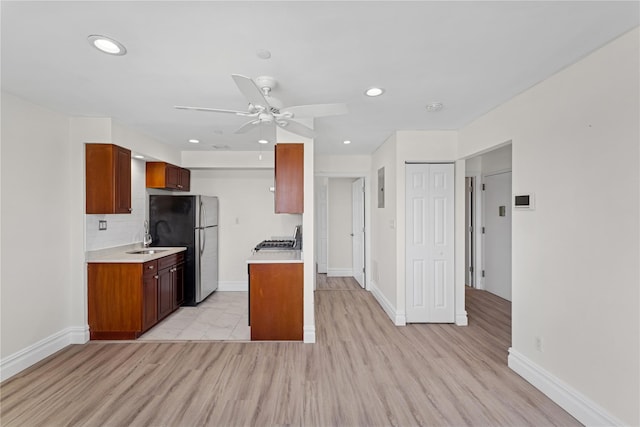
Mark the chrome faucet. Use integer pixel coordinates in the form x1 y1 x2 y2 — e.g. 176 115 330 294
143 220 152 247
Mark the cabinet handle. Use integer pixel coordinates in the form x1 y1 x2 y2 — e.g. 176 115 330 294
154 275 159 279
148 265 154 270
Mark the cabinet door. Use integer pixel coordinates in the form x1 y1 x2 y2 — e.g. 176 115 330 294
166 165 180 189
142 272 158 331
173 262 185 309
179 168 191 192
157 267 174 321
115 145 132 213
86 144 131 214
274 143 304 213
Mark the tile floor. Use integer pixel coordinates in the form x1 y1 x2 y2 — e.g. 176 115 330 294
138 291 250 341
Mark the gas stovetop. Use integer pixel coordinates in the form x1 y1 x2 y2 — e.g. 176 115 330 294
254 239 296 251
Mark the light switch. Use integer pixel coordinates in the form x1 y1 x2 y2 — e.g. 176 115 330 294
499 206 506 217
99 220 107 230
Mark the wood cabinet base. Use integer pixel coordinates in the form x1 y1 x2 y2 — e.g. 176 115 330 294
249 263 303 341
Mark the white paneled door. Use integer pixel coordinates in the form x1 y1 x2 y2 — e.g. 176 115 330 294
405 163 455 323
483 171 512 301
352 178 365 288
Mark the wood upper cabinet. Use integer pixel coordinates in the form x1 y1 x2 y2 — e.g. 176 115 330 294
88 252 185 340
249 262 303 341
274 143 304 213
146 162 190 191
85 144 132 214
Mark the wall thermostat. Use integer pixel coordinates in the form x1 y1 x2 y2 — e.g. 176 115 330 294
514 194 535 210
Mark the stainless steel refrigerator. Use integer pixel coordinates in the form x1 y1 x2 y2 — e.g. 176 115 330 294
149 195 218 305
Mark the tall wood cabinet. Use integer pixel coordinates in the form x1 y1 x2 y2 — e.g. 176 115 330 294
146 162 191 191
274 143 304 213
85 144 131 214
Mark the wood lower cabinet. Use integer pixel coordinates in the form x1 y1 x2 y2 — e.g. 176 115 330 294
274 143 304 213
173 261 185 309
146 162 190 191
88 252 185 340
249 263 303 341
142 262 159 332
85 143 132 214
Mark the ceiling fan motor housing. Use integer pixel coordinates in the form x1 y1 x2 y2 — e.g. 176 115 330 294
255 75 277 93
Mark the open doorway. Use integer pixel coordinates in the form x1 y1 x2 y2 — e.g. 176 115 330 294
465 144 512 300
315 176 367 289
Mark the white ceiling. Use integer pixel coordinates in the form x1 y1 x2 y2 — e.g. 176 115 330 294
2 1 638 155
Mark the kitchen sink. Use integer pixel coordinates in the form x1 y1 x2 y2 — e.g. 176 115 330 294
126 249 167 255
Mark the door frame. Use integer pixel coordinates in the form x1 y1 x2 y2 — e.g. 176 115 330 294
466 172 483 289
315 172 371 291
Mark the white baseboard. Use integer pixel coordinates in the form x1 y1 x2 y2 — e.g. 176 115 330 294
456 310 468 326
217 281 248 292
369 280 406 326
0 325 89 382
508 348 625 427
327 268 353 277
303 325 316 343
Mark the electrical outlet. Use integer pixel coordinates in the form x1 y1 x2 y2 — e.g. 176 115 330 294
98 220 107 231
535 336 543 352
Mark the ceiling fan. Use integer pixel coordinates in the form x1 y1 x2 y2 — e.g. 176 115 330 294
175 74 348 141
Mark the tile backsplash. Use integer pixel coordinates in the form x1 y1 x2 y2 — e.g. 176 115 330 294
85 159 147 251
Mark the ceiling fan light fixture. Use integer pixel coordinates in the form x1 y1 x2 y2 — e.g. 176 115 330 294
365 87 385 97
426 102 444 112
88 35 126 55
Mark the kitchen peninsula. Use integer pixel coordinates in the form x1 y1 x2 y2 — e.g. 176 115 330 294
247 250 303 341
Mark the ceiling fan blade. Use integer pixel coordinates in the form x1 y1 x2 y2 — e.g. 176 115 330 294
282 103 348 118
234 120 260 134
175 105 246 115
231 74 269 108
277 119 315 138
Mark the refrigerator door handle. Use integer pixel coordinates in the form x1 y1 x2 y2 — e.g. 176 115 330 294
199 200 206 256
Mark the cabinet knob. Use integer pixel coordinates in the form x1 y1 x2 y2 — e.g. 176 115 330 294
148 265 154 270
154 275 159 279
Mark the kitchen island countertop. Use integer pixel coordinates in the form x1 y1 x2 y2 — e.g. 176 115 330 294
247 250 303 264
86 243 187 263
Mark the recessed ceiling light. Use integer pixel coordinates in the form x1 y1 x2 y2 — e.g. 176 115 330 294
365 87 385 97
188 139 200 144
88 35 127 56
343 140 352 145
256 49 271 59
258 139 269 144
133 154 145 159
426 102 444 112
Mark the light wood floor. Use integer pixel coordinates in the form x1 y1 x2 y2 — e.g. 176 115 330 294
1 276 580 426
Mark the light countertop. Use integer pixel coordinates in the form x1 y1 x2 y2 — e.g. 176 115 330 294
86 243 187 263
247 250 303 264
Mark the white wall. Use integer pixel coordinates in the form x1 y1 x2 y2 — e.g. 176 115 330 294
327 178 355 275
370 133 398 321
0 93 78 368
459 28 639 426
315 155 371 174
188 169 301 286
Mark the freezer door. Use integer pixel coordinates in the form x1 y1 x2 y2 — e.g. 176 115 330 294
195 225 218 303
197 196 218 228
